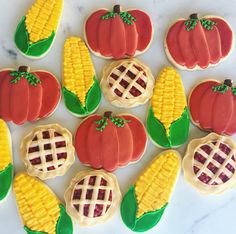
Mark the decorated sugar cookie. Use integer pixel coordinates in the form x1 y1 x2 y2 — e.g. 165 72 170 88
165 14 234 70
75 111 147 172
64 170 121 226
20 124 75 180
14 173 73 234
183 133 236 194
147 67 190 148
101 59 154 108
0 119 12 203
189 79 236 135
121 150 180 232
84 5 153 59
0 66 60 125
63 37 101 117
14 0 63 58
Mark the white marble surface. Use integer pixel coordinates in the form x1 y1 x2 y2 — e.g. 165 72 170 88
0 0 236 233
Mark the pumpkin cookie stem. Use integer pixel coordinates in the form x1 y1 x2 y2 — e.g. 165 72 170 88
95 111 130 132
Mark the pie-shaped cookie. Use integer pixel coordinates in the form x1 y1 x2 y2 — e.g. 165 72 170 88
101 59 154 108
64 170 121 226
183 133 236 194
20 124 75 180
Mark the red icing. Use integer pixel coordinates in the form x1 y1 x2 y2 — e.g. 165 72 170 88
166 16 233 69
189 80 236 135
0 69 60 125
75 113 147 172
85 8 152 59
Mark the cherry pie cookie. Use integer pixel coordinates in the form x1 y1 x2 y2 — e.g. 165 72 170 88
183 133 236 194
100 59 154 108
20 124 75 180
64 170 121 226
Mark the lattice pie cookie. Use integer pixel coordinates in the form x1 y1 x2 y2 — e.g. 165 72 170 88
20 124 75 180
101 59 154 108
183 133 236 194
64 170 121 226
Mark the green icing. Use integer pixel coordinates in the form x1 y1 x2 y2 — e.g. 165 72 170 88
147 107 190 148
10 71 41 86
56 204 73 234
63 76 101 116
0 163 13 201
102 11 136 25
14 16 55 57
24 204 73 234
184 18 217 31
121 185 168 232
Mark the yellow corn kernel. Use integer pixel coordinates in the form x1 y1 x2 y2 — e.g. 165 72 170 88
0 119 11 171
151 67 186 135
135 151 180 218
25 0 63 43
14 173 60 234
63 37 95 106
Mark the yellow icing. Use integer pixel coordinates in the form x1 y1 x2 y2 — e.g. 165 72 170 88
151 67 186 135
135 151 180 218
14 173 60 234
25 0 63 43
63 37 95 106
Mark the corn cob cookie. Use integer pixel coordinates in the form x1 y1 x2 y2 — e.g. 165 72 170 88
121 150 181 232
63 37 101 117
147 67 190 148
0 119 12 203
14 0 63 58
14 173 73 234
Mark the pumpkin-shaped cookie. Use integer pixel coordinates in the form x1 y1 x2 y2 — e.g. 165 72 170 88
0 66 60 125
84 5 153 59
189 79 236 135
165 14 234 70
75 111 147 172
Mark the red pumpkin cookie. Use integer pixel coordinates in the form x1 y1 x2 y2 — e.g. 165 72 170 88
165 14 234 70
189 79 236 135
20 124 75 180
183 133 236 194
100 59 154 108
0 66 60 125
75 111 147 172
64 169 121 226
84 5 153 59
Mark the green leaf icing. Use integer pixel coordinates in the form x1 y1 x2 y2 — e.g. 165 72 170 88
14 16 55 57
23 204 73 234
10 71 41 86
184 18 216 31
0 163 13 201
63 76 101 117
213 83 236 96
121 185 168 232
56 204 73 234
102 12 136 25
147 107 190 148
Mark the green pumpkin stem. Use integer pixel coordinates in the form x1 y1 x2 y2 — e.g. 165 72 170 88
10 66 41 86
95 111 130 132
184 13 216 31
101 5 136 25
213 79 236 95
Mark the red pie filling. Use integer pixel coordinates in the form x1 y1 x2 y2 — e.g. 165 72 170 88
109 64 147 98
193 141 235 185
28 131 67 171
72 176 113 218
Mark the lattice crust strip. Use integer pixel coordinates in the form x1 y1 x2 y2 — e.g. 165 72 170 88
108 61 147 99
71 175 113 218
193 140 236 185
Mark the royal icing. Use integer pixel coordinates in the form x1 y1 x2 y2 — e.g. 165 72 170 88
0 66 61 125
165 14 234 70
64 170 121 226
147 67 190 148
189 79 236 135
121 150 180 232
75 112 147 172
85 5 153 59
